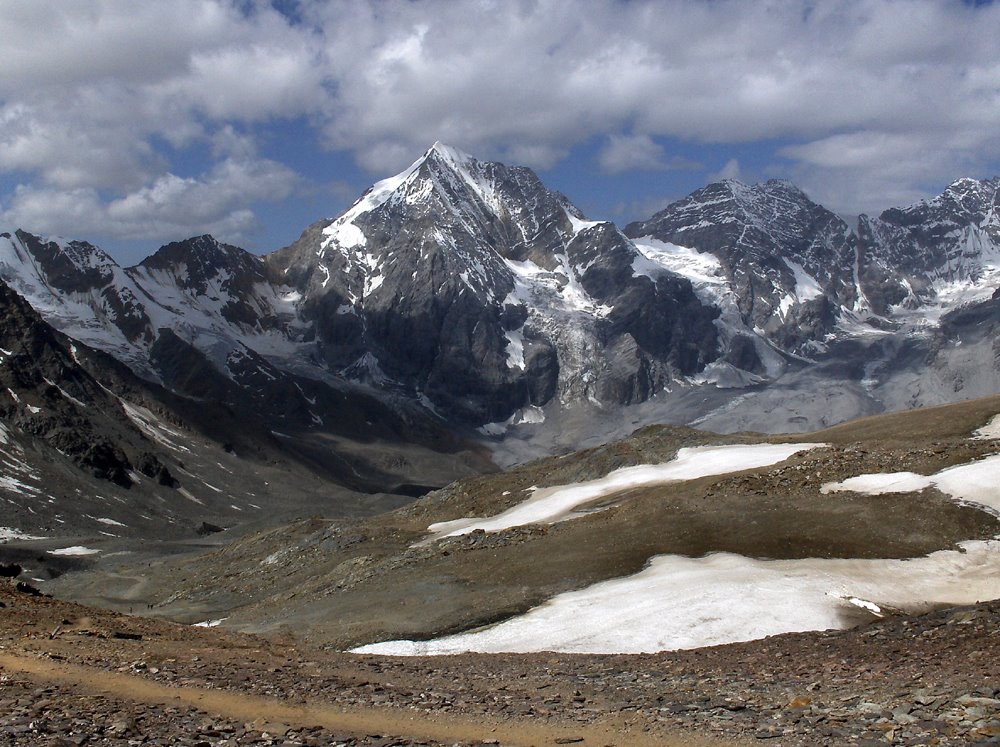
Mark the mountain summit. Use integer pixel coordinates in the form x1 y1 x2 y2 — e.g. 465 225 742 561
267 143 719 423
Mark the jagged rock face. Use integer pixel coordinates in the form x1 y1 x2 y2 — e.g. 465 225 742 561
0 230 303 371
852 217 915 315
0 279 160 487
625 176 1000 366
858 177 1000 309
0 230 154 344
570 223 719 399
0 276 483 541
269 143 719 422
8 231 112 294
131 235 283 331
266 144 578 422
624 180 857 355
879 177 1000 268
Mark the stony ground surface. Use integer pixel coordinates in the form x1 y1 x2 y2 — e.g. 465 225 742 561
2 580 998 746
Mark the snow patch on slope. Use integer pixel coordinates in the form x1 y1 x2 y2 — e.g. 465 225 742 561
425 442 822 540
631 237 727 306
0 527 43 542
48 546 101 556
822 453 1000 515
974 414 1000 440
504 329 525 370
355 540 1000 655
120 401 191 453
784 258 823 301
359 445 1000 656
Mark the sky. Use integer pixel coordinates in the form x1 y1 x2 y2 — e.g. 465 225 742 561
1 0 999 265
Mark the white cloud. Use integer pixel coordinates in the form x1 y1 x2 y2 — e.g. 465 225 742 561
0 101 166 190
599 135 666 174
317 0 1000 203
1 155 298 245
778 128 999 214
709 159 742 183
2 0 1000 238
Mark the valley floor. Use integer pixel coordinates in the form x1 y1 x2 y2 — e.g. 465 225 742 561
2 582 998 746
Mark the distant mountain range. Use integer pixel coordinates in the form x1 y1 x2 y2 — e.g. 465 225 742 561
1 143 999 532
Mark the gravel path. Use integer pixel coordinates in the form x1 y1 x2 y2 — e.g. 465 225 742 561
3 581 999 745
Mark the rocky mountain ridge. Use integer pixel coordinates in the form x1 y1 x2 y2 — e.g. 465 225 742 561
0 270 486 548
2 147 999 447
268 142 720 423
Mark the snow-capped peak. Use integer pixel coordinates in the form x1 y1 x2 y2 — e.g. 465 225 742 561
425 140 476 168
317 142 483 258
320 155 424 254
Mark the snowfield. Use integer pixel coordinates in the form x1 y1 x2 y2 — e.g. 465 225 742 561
0 527 42 542
354 540 1000 655
47 546 101 556
822 454 1000 515
425 442 823 540
974 414 1000 440
356 446 1000 656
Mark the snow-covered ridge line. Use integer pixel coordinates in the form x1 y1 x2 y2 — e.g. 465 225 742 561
6 161 1000 436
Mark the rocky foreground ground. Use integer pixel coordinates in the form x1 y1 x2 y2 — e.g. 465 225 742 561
1 580 998 746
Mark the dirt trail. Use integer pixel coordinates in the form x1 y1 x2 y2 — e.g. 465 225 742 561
0 651 741 747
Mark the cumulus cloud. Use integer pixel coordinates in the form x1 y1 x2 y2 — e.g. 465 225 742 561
598 134 699 174
308 1 1000 172
306 0 1000 207
1 154 298 245
1 0 1000 241
779 128 1000 213
0 101 166 190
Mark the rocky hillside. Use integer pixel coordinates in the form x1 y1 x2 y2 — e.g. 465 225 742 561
0 274 487 555
43 396 1000 657
3 543 998 746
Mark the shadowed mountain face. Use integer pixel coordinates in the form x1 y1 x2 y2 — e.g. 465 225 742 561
1 150 999 446
268 143 720 423
0 279 165 489
0 275 489 549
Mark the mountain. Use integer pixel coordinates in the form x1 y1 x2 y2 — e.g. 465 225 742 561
625 176 1000 358
863 177 1000 307
625 179 855 365
1 145 727 435
0 266 489 556
268 142 719 424
0 226 482 461
2 150 1000 459
2 152 998 747
0 274 326 546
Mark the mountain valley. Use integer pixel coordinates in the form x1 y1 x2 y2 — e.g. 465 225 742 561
1 143 1000 745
